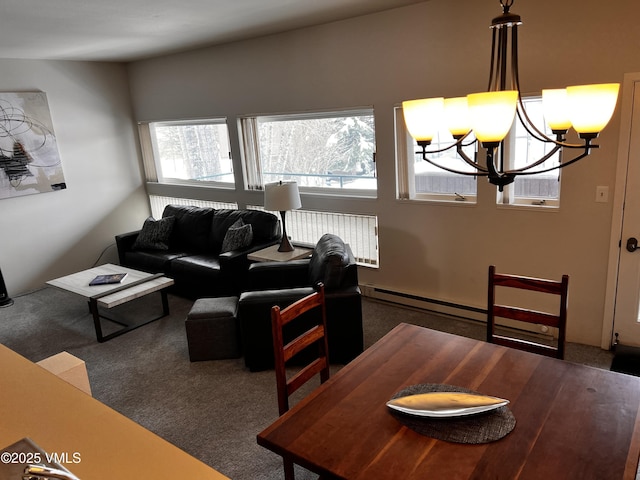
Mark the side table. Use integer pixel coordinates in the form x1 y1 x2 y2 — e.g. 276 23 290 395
248 244 312 262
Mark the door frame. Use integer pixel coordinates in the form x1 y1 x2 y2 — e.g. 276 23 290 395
602 72 640 349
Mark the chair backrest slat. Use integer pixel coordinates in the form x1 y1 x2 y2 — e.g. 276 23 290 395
286 358 328 397
492 305 561 328
283 325 325 362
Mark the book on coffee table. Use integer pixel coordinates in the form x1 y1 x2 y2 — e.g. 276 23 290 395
89 273 128 286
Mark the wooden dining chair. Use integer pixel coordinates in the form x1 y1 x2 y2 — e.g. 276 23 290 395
487 265 569 359
271 283 330 480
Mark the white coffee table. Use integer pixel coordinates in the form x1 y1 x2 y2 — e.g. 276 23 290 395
47 264 174 342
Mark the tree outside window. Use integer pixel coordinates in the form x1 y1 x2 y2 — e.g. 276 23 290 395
256 111 376 191
150 120 233 185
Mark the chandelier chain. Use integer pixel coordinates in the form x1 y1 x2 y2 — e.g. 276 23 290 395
500 0 514 12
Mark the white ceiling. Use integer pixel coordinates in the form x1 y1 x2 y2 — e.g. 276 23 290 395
0 0 427 62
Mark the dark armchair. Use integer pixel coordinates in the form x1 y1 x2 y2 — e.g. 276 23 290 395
238 234 364 371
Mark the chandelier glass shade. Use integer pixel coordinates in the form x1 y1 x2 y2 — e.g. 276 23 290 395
402 0 620 190
467 90 518 145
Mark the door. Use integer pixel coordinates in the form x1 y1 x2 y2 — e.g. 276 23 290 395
609 74 640 347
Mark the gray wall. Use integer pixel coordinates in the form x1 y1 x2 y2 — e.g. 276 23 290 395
127 0 640 347
0 59 148 295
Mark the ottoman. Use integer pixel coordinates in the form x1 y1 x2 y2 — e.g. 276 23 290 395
185 296 240 362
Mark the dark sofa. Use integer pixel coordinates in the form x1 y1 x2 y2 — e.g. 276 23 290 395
116 205 280 298
237 233 364 371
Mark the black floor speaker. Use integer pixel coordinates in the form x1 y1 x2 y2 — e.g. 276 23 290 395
0 268 14 307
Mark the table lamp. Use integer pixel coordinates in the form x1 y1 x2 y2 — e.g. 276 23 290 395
264 181 302 252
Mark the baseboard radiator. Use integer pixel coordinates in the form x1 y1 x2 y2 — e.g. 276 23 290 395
360 285 486 323
360 285 555 340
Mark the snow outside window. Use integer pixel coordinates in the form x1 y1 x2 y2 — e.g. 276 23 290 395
241 109 377 194
144 119 234 187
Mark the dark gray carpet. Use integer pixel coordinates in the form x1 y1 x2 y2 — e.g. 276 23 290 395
0 287 614 479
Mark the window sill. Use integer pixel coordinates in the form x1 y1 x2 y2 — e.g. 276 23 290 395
300 187 378 199
396 197 477 206
496 202 559 211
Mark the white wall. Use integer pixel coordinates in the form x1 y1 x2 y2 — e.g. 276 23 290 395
125 0 640 346
0 59 149 295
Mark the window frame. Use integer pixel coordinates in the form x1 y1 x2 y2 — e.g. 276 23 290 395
239 108 377 198
142 118 235 189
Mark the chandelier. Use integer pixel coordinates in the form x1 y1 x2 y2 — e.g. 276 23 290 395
402 0 620 190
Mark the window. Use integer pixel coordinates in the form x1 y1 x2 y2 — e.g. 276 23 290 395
142 119 234 187
241 109 376 194
396 97 561 207
395 107 477 203
500 96 561 207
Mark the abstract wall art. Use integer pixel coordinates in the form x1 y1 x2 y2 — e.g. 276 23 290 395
0 91 66 200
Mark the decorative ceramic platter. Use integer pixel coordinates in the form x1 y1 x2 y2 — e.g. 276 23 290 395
386 392 509 418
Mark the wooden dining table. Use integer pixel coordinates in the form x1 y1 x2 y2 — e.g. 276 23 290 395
258 323 640 480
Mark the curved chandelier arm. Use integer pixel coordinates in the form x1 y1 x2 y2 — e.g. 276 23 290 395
511 37 585 148
420 139 464 155
515 104 592 149
505 143 562 174
509 20 593 150
418 135 488 174
506 143 597 176
419 132 475 153
487 25 499 91
509 25 548 140
511 42 601 150
455 142 488 173
418 148 488 177
515 100 554 142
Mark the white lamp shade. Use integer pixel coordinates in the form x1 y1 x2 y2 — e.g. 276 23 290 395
402 97 444 142
467 90 518 144
264 181 302 212
566 83 620 135
444 97 471 137
542 88 572 131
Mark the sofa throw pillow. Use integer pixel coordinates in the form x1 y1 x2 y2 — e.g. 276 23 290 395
132 216 175 251
221 218 253 253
